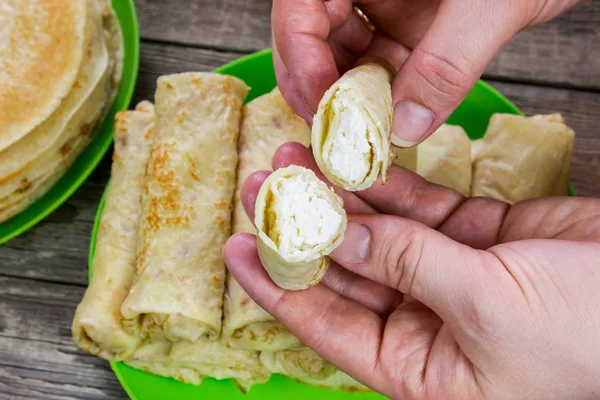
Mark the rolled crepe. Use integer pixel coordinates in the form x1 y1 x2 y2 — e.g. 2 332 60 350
223 88 309 350
312 59 394 191
255 166 347 291
260 348 370 392
125 340 270 392
72 101 155 360
416 124 472 196
391 145 418 172
120 73 249 342
472 114 575 203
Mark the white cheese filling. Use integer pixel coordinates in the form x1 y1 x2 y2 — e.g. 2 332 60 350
324 94 372 185
268 174 343 259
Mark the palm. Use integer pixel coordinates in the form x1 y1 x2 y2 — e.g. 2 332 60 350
371 197 600 399
377 299 477 399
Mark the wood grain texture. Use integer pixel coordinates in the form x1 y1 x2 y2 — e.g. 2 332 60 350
485 2 600 90
0 276 127 399
136 0 600 90
136 0 271 51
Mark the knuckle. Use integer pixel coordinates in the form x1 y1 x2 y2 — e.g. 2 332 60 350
412 48 473 102
381 225 426 294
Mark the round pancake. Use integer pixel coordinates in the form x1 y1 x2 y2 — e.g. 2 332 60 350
0 0 88 151
0 0 124 222
0 0 109 184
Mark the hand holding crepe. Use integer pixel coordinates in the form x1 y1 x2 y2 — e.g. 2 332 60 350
120 73 249 342
416 124 472 197
472 114 574 203
223 88 308 351
312 59 394 191
255 166 347 291
72 101 155 361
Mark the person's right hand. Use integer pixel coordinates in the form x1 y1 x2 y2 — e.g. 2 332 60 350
272 0 585 145
224 142 600 400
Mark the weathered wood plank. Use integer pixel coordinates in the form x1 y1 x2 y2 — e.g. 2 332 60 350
485 2 600 90
136 0 272 51
0 276 127 399
135 0 600 90
0 42 599 287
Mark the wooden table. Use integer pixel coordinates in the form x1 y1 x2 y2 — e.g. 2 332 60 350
1 1 599 398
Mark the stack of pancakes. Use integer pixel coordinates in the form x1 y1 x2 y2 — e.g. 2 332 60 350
0 0 123 222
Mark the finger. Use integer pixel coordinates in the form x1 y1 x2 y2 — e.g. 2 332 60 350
272 142 376 214
354 164 511 248
498 197 600 243
223 233 392 395
273 40 313 123
327 10 374 73
329 213 491 324
363 33 411 71
321 262 403 316
241 170 271 224
356 164 466 228
438 196 510 249
358 0 439 49
272 0 340 113
390 2 522 146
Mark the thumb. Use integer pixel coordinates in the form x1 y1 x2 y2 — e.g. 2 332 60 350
330 214 491 323
390 1 521 147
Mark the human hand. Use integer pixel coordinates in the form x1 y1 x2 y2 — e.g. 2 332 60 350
272 0 585 146
224 142 600 399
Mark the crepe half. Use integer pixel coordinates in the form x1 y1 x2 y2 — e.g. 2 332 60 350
0 0 124 223
125 340 270 392
260 348 370 392
312 59 395 191
416 124 472 196
120 73 249 343
472 114 575 203
72 101 155 361
223 88 309 351
255 166 347 291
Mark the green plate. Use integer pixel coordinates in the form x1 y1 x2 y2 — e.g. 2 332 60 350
0 0 139 245
89 49 573 400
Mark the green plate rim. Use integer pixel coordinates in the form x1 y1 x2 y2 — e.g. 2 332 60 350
88 49 576 400
0 0 140 245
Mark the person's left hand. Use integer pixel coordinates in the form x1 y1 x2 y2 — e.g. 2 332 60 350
223 142 600 399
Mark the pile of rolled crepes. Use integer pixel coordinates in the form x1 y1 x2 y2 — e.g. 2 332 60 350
72 63 575 393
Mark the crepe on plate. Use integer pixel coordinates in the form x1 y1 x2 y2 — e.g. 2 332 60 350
0 0 123 222
416 124 472 196
260 348 369 392
120 73 249 343
125 340 270 392
472 114 574 203
223 88 308 351
312 59 396 191
255 165 347 291
72 101 155 361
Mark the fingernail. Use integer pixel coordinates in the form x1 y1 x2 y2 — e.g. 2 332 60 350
391 100 434 147
331 223 371 264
